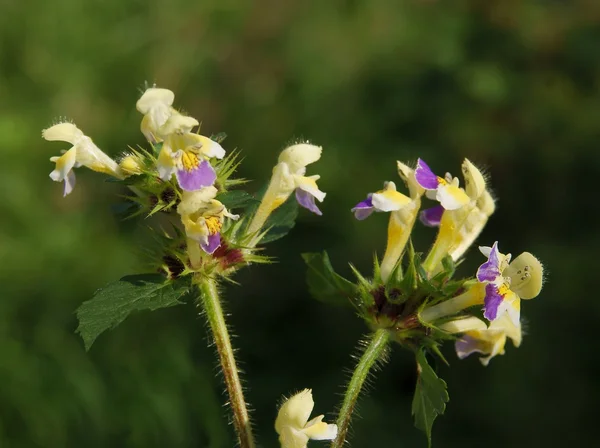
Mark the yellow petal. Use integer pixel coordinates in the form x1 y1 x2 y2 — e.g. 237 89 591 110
136 88 174 114
461 159 486 200
504 252 543 300
275 389 314 434
439 316 487 334
42 122 83 144
279 144 322 173
49 147 77 181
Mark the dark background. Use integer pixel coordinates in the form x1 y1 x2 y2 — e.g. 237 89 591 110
1 0 597 446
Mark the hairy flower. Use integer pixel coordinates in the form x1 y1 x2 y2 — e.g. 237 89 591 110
477 242 543 325
275 389 337 448
43 122 121 196
136 87 176 143
247 143 325 238
448 314 522 366
415 158 470 211
177 187 238 254
351 162 425 282
156 113 225 191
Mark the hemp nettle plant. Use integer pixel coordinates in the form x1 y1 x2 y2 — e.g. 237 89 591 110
43 86 545 448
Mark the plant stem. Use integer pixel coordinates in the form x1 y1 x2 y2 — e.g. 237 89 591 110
198 278 255 448
332 329 390 448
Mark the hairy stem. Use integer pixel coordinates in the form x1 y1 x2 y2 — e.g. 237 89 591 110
332 329 390 448
198 279 255 448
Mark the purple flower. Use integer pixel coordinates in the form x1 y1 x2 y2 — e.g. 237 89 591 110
296 189 323 216
476 241 503 282
351 196 374 220
176 159 217 191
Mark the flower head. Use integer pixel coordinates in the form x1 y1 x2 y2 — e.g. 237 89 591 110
415 158 470 210
43 122 121 196
275 389 337 448
477 242 544 325
177 187 238 254
453 314 522 366
157 113 225 191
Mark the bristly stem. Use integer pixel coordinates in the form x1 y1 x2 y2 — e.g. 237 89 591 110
332 329 390 448
198 278 255 448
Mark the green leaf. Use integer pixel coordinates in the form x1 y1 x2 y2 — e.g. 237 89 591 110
412 350 449 447
302 251 357 306
217 190 259 210
261 195 299 243
76 274 190 350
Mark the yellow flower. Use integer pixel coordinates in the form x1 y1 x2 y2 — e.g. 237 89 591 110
443 314 522 366
247 143 325 239
177 187 238 254
42 122 121 196
275 389 337 448
136 87 176 143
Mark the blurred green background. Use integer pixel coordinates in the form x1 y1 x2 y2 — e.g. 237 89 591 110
1 0 598 446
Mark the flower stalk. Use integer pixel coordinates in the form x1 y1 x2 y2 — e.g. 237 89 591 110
332 329 390 448
198 278 255 448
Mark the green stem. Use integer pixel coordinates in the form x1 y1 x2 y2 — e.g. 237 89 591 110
198 279 255 448
332 329 390 448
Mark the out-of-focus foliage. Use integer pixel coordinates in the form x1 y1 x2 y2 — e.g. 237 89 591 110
1 0 598 446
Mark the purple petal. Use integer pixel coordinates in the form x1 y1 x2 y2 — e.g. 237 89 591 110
201 232 221 254
351 196 374 220
476 242 501 282
419 205 444 227
415 158 440 190
455 335 482 360
176 160 216 191
296 188 322 216
483 283 503 321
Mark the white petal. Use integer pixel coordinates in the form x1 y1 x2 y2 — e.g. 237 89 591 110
199 136 226 159
136 88 175 114
160 113 199 135
49 147 77 182
42 122 84 145
63 170 77 196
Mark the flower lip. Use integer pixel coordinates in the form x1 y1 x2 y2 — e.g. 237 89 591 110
476 241 503 282
415 158 440 190
176 159 217 191
419 205 444 227
351 195 374 220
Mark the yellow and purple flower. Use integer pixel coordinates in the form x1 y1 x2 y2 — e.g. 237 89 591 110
451 314 522 366
415 158 470 211
477 242 544 325
177 187 238 254
246 143 325 239
42 122 122 196
351 181 412 220
275 389 337 448
157 114 225 191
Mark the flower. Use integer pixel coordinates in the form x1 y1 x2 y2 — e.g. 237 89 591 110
352 162 425 282
275 389 337 448
351 181 411 220
246 143 325 238
477 242 544 325
414 158 470 210
157 113 225 191
419 159 493 275
136 87 176 143
451 314 522 366
42 122 121 196
177 186 238 254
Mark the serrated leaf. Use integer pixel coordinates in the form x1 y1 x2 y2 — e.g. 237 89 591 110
412 350 449 447
217 190 259 210
261 195 299 243
302 251 356 306
76 274 190 350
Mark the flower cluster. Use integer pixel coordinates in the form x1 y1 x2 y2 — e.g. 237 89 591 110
42 85 326 279
345 157 545 365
